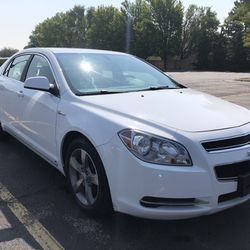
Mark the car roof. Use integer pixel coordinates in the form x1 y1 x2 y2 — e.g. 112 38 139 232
22 47 127 55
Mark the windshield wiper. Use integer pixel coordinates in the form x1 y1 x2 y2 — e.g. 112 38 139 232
76 90 126 96
76 86 178 96
140 86 177 92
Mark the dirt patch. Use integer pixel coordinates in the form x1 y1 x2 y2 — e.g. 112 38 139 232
236 78 250 82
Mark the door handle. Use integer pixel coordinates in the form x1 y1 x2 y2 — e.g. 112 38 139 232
17 90 24 98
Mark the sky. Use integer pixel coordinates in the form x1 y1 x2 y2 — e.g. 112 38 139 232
0 0 236 50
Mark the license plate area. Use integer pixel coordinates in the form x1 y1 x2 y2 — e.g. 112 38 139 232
238 173 250 197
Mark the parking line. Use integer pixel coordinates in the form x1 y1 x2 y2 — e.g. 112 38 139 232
0 183 64 250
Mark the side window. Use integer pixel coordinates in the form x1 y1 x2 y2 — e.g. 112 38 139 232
6 55 30 81
26 55 55 84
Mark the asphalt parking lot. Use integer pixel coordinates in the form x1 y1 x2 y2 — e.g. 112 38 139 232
0 72 250 250
171 71 250 109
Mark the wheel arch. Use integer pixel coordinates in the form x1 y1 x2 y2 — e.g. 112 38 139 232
60 130 114 212
61 131 93 169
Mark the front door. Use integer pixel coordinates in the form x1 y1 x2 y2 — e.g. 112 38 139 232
19 54 59 164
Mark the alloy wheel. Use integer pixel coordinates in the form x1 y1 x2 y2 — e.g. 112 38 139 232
68 148 99 206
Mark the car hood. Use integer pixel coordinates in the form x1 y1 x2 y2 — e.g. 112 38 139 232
80 88 250 133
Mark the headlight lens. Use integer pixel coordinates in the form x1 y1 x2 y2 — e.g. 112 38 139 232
119 129 192 166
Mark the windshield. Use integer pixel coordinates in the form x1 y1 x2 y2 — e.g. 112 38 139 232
56 53 182 95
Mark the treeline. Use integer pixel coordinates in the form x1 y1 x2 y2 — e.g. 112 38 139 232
6 0 250 71
0 47 18 66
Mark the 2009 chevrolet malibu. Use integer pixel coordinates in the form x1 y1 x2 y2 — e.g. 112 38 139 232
0 48 250 219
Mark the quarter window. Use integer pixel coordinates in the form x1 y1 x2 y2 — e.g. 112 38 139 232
26 55 55 84
7 55 30 81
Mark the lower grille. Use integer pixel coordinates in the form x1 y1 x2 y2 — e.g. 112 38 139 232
215 160 250 180
218 172 250 203
218 192 239 203
140 197 196 208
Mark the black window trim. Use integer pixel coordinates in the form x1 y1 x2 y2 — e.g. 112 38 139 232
2 52 60 98
21 55 34 82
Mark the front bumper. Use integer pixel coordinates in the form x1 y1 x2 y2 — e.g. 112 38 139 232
97 125 250 220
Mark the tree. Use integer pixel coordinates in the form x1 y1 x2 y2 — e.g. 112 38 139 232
0 47 18 57
121 0 158 58
27 6 87 48
195 7 220 70
211 28 228 71
146 0 184 70
181 5 202 59
25 2 250 71
0 47 18 66
229 0 250 48
222 0 250 71
61 6 87 47
86 6 126 51
223 20 249 71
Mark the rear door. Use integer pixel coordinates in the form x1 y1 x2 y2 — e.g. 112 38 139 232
0 55 31 133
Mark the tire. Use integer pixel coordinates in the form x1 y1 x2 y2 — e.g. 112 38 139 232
65 137 113 216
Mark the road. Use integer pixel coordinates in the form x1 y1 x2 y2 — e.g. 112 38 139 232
0 72 250 250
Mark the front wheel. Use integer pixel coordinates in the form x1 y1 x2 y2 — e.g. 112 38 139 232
65 138 113 216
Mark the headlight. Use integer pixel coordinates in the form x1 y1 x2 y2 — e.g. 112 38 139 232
119 129 192 166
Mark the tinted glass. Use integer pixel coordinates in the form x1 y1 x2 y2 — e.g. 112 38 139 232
7 55 30 81
56 53 181 95
26 55 55 84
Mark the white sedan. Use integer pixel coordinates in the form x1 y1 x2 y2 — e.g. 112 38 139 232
0 48 250 220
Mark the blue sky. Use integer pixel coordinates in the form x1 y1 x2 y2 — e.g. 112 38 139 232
0 0 235 50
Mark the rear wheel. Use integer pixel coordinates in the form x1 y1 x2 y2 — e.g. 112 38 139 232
65 138 113 216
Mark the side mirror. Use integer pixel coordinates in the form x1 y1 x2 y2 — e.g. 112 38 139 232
24 76 54 93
